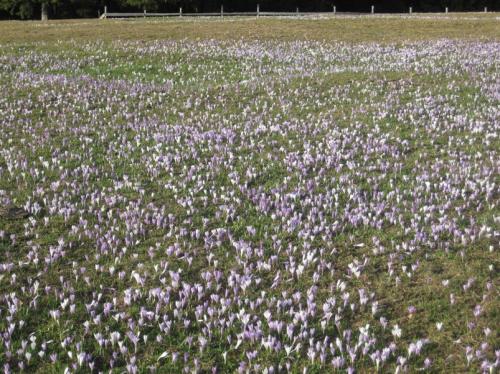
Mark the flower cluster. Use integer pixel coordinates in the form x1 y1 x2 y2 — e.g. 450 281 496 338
0 38 498 373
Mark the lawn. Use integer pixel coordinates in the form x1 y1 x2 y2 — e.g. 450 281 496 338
0 15 498 373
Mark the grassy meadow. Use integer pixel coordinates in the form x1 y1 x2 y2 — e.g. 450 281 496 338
0 14 498 373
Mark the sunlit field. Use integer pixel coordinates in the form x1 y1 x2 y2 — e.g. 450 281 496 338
0 15 498 373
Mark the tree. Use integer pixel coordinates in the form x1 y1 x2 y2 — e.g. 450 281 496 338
0 0 498 19
123 0 168 11
0 0 59 20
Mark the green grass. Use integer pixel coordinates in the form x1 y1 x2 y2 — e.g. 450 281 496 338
0 14 498 44
0 15 498 374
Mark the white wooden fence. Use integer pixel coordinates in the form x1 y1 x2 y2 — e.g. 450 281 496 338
99 5 491 19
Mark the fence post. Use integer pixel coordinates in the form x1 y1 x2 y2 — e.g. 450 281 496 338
409 7 412 14
445 7 448 13
257 4 259 17
104 6 107 18
484 7 487 12
296 7 299 16
333 5 336 14
180 7 182 17
143 9 146 17
221 5 223 18
371 5 374 14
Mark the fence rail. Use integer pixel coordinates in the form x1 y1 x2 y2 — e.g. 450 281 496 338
101 12 327 19
100 6 491 19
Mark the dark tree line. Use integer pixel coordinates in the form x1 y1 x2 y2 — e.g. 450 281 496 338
1 0 499 20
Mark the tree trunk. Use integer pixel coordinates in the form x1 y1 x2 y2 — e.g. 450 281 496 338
41 2 48 21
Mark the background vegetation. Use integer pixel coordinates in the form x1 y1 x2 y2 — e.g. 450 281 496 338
0 0 499 20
